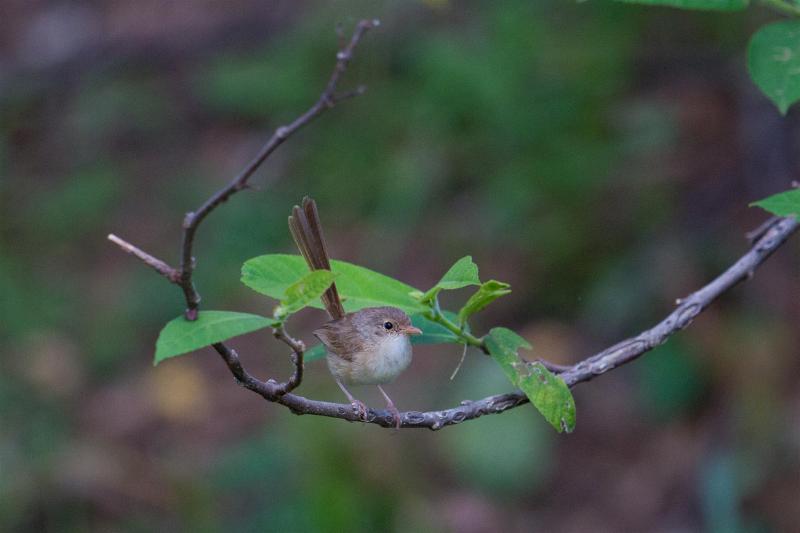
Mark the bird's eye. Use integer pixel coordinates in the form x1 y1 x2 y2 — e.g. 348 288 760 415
383 321 393 330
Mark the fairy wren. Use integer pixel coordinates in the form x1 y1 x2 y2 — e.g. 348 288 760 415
288 197 421 428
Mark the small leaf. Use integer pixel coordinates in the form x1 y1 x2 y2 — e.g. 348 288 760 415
155 311 277 365
457 280 512 325
614 0 748 11
242 254 426 314
485 327 576 433
751 188 800 217
748 20 800 115
438 255 481 289
421 256 481 302
276 270 337 318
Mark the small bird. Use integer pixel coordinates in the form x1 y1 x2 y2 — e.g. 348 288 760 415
289 197 421 428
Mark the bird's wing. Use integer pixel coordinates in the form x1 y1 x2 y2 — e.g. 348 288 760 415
313 316 366 362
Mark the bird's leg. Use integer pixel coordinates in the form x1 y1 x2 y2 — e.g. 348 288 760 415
377 385 402 430
336 379 369 422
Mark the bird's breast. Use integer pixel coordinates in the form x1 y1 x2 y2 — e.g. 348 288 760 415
329 334 412 385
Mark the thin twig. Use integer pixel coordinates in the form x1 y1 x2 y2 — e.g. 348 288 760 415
107 234 179 282
177 19 379 319
273 325 306 395
746 216 782 243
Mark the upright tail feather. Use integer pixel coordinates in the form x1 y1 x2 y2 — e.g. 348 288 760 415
288 197 346 319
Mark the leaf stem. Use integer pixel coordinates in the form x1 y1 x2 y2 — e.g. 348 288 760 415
426 300 484 348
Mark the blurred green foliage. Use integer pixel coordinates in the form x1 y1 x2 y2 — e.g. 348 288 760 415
2 0 798 531
637 339 707 422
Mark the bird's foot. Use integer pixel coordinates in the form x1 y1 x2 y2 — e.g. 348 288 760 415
350 399 369 422
386 402 402 431
376 384 403 431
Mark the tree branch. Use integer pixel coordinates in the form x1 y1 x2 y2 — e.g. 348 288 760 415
267 215 799 429
176 18 379 319
108 19 374 406
107 234 180 282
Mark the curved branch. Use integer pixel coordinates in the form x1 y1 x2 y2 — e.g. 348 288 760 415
258 215 800 429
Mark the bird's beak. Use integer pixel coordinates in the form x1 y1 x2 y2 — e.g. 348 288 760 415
403 326 423 336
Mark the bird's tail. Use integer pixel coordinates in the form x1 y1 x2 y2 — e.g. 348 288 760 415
288 197 345 319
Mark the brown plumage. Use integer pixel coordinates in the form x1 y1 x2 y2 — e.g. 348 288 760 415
288 197 421 427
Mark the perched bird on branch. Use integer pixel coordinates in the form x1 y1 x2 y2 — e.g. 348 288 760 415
289 197 421 428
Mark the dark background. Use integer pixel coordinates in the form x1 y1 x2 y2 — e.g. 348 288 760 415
2 1 799 531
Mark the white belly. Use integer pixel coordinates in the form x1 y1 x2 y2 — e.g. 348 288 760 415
328 335 412 385
369 335 413 384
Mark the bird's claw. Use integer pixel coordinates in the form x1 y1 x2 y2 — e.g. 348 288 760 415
386 403 402 431
351 400 369 422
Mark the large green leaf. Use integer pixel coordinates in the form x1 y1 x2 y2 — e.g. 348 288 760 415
276 270 337 318
155 311 277 365
242 254 426 314
485 327 576 433
420 256 481 302
748 20 800 115
751 189 800 217
457 280 512 325
614 0 748 10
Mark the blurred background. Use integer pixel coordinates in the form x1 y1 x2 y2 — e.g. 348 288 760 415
2 0 799 531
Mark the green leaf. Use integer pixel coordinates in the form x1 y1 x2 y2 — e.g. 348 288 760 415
485 326 532 353
485 327 576 433
420 256 481 302
154 311 277 365
457 280 512 325
438 255 481 289
747 20 800 115
751 188 800 217
275 270 337 318
614 0 748 11
241 254 427 314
